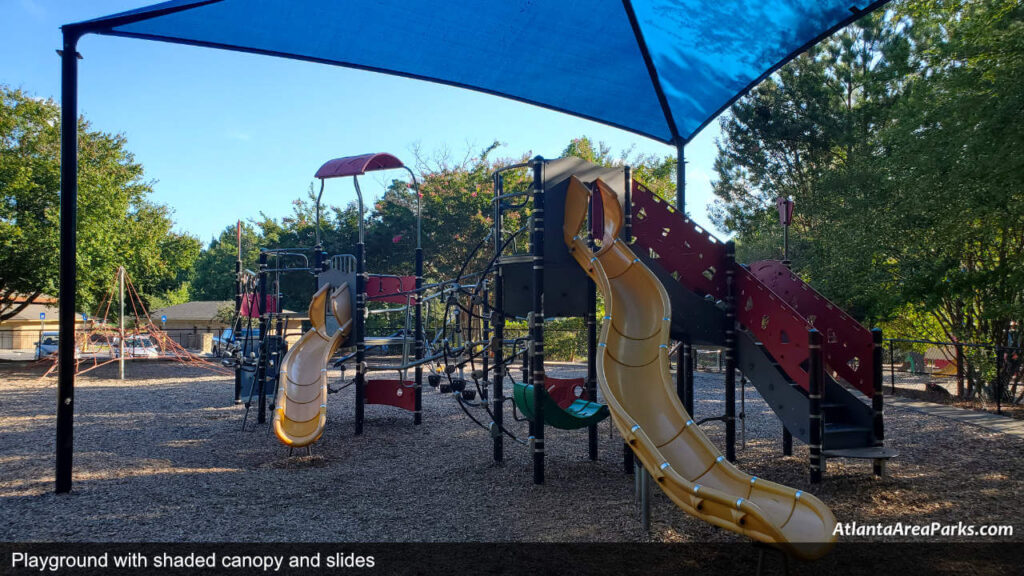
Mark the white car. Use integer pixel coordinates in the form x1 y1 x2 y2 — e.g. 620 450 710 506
112 336 160 358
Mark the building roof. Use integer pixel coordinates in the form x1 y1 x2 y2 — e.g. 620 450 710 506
150 301 231 323
1 300 84 323
10 293 58 304
150 300 305 323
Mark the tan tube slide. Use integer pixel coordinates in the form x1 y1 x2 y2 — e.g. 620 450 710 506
273 283 353 448
565 176 836 560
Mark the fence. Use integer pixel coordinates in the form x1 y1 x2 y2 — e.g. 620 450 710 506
883 337 1023 413
8 325 1018 409
0 326 306 359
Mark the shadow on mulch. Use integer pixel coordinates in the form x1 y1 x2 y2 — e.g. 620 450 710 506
891 385 1023 420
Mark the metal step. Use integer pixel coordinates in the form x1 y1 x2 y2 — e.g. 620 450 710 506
821 401 847 417
668 285 881 451
823 424 874 449
822 446 899 460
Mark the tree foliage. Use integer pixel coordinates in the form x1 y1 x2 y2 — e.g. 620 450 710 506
710 0 1024 399
0 86 199 320
189 137 677 358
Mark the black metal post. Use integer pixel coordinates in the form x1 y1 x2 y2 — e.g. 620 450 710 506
683 343 695 414
724 241 737 462
586 272 598 461
955 343 964 398
481 283 490 403
530 157 545 485
676 143 685 215
256 251 268 424
781 250 793 455
783 225 790 267
270 315 284 411
616 168 635 475
623 165 633 242
586 175 605 463
491 174 505 464
354 241 366 435
233 257 243 404
890 339 896 394
995 346 1003 415
414 246 423 425
871 328 885 476
55 30 81 494
809 329 824 484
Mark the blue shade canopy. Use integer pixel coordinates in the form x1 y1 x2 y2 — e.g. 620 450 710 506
66 0 888 145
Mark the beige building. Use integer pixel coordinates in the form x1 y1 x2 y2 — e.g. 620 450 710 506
0 294 86 350
150 301 306 351
150 301 231 351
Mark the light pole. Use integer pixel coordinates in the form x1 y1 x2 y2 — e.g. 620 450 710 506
776 195 795 456
776 196 794 268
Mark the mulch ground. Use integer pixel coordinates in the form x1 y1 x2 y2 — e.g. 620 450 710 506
1 360 1021 544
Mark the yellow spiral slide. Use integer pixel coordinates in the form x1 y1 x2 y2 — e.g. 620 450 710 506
273 283 353 448
565 176 836 560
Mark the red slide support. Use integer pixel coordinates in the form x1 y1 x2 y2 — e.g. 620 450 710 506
750 261 875 396
365 379 416 412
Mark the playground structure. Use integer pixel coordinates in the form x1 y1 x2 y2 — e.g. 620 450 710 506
567 175 835 558
221 150 898 560
46 0 908 561
273 283 352 450
42 266 228 378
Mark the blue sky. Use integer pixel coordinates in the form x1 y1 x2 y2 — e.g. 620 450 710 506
2 0 727 245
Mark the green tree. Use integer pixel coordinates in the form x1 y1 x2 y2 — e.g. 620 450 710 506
709 0 1024 400
191 222 263 301
0 86 199 320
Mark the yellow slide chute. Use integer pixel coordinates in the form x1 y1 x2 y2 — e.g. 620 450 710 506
273 283 353 448
565 176 836 560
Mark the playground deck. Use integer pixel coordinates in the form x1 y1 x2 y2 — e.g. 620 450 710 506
1 361 1020 545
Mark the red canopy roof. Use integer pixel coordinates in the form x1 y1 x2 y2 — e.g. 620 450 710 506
314 153 405 179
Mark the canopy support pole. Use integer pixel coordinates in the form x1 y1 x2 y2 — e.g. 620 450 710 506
56 29 81 495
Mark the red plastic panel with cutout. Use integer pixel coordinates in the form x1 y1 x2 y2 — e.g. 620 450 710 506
366 275 417 304
750 260 874 396
735 268 811 390
365 379 416 412
240 294 278 318
630 180 819 391
544 376 589 410
630 181 726 299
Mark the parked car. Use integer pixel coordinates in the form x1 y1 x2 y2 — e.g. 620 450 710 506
112 336 160 358
34 332 59 360
213 328 260 357
34 332 81 360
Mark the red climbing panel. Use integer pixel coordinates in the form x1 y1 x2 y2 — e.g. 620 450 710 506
365 379 416 412
629 181 818 391
543 376 590 410
630 181 727 300
750 260 875 396
735 268 812 390
365 275 417 304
